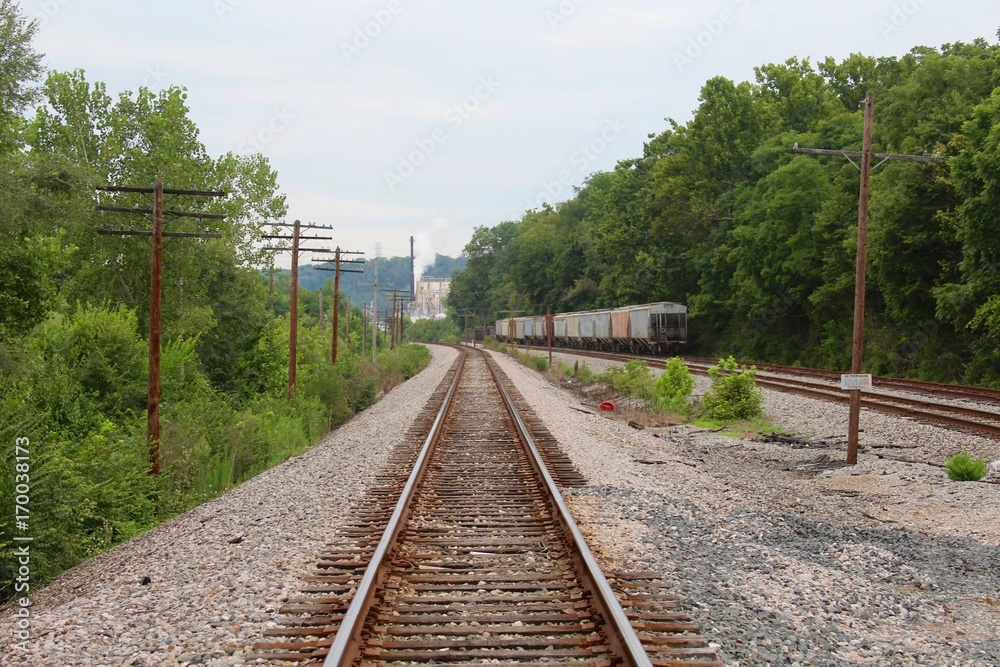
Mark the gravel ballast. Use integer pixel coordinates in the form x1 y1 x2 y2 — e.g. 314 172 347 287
490 348 1000 667
4 343 999 666
0 346 458 666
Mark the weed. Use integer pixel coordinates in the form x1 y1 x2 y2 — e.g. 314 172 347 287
945 450 987 482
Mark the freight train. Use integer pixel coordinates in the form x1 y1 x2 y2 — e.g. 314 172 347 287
495 302 687 355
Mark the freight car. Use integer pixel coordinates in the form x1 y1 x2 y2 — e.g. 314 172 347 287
495 302 687 355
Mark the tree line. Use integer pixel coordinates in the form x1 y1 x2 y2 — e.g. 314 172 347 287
448 34 1000 385
0 1 427 599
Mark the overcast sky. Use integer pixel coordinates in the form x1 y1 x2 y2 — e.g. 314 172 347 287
28 1 1000 272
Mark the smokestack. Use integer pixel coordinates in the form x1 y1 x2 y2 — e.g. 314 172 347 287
410 235 416 302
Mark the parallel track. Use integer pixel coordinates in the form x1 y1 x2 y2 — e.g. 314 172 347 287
543 348 1000 439
250 347 720 666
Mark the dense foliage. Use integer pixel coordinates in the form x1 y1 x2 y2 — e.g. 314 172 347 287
0 2 428 600
449 34 1000 385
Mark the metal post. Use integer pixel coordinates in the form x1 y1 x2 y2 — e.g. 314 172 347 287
147 180 163 476
289 219 300 399
847 92 874 465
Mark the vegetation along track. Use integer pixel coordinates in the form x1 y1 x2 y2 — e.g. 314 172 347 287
250 346 720 666
549 348 1000 439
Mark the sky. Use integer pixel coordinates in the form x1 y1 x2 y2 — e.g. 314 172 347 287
26 0 1000 273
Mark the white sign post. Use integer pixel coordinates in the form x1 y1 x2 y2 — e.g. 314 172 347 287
840 374 873 391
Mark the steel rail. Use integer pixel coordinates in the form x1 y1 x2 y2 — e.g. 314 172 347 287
482 350 654 667
322 347 467 667
545 348 1000 439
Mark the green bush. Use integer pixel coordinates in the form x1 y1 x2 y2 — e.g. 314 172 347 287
701 356 763 422
602 359 656 401
656 357 694 414
944 450 987 482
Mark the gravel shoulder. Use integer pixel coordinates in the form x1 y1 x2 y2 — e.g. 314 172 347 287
0 346 459 667
489 347 1000 667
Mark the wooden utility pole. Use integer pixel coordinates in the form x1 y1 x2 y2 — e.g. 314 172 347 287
263 221 333 398
359 246 386 363
313 248 364 364
791 92 943 464
148 182 164 475
96 181 226 476
382 288 409 348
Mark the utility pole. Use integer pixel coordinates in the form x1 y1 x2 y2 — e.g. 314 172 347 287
382 288 409 348
96 180 226 476
313 248 364 364
263 221 333 398
359 245 386 363
791 92 943 464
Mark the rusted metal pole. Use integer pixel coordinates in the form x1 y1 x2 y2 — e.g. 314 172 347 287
147 180 163 476
332 247 341 365
289 219 300 399
847 92 874 465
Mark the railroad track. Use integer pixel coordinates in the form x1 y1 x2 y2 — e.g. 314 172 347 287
541 348 1000 440
683 355 1000 405
250 347 720 666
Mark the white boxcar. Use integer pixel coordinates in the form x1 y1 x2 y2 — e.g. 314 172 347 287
514 318 525 341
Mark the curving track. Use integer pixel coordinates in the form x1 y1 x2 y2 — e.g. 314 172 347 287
250 346 720 666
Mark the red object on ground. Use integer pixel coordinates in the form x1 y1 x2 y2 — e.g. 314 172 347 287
598 401 615 412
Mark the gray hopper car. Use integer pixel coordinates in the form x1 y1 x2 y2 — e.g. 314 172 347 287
495 301 687 355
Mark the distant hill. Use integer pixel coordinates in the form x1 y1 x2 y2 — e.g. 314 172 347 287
289 253 467 307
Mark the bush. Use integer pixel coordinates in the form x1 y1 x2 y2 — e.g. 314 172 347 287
602 359 656 401
656 357 694 414
701 356 763 422
945 450 987 482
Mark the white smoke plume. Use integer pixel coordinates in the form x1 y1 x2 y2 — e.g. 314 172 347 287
413 217 449 287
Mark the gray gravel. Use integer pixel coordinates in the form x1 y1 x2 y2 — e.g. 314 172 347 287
488 347 1000 667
